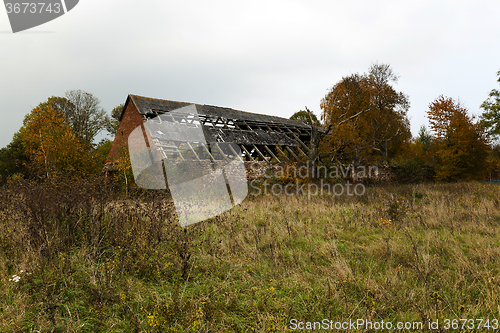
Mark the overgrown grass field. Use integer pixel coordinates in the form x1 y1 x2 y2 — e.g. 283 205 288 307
1 179 500 332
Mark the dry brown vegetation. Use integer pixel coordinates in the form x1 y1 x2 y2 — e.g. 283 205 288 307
1 178 500 332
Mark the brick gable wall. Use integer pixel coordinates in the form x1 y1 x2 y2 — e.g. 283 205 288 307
106 100 144 163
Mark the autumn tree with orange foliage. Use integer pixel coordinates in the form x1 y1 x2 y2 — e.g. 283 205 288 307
427 96 489 181
19 100 103 178
320 64 411 165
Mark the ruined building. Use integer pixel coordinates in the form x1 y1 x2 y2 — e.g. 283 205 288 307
106 95 313 169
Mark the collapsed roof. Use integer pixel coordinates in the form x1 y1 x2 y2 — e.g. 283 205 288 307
122 95 313 162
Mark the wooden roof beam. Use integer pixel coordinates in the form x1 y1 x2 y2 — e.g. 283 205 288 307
240 145 255 161
291 133 310 153
186 142 202 161
213 142 230 162
263 145 280 163
252 144 269 163
227 143 244 162
275 145 291 162
285 146 299 160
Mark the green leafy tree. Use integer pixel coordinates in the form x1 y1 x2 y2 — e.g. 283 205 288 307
427 96 489 181
290 109 318 125
413 125 436 166
416 125 431 148
106 103 125 135
485 144 500 180
480 70 500 137
95 139 113 161
0 132 30 182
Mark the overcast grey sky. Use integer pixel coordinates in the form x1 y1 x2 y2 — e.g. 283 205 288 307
1 0 499 148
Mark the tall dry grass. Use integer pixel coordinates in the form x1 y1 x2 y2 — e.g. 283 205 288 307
0 178 499 332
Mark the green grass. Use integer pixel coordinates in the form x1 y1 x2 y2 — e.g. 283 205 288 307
1 180 500 332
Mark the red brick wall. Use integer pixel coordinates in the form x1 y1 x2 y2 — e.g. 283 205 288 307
106 100 144 163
